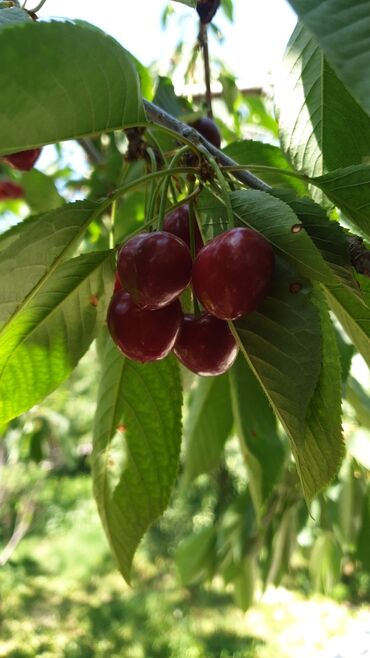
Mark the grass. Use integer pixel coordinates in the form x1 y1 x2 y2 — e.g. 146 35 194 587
0 474 369 658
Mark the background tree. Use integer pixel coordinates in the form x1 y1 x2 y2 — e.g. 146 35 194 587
0 0 369 614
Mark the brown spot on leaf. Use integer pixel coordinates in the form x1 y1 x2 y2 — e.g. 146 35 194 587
89 294 99 307
291 224 303 234
117 424 127 433
289 282 302 294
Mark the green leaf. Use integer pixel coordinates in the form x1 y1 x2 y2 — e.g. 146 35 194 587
281 195 360 295
297 290 344 501
231 190 334 284
311 165 370 237
229 355 285 512
175 527 217 586
0 6 31 29
286 0 370 117
346 376 370 429
153 76 192 119
232 556 256 612
267 505 298 585
0 201 101 327
325 285 370 368
0 20 145 154
0 250 114 424
183 374 233 483
356 492 370 571
234 259 322 460
92 346 182 583
224 140 307 195
309 532 342 595
276 22 370 178
21 169 64 213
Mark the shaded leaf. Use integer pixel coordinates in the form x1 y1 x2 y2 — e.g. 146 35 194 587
234 259 322 471
297 289 344 501
92 346 182 583
21 169 64 213
175 527 217 585
311 165 370 237
325 284 370 368
229 355 285 512
224 140 306 194
309 532 342 595
183 374 233 483
231 189 334 284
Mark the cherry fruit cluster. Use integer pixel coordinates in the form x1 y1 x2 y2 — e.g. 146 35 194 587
107 206 274 376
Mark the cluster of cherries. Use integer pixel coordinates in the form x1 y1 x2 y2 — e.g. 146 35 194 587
107 206 274 376
0 147 41 200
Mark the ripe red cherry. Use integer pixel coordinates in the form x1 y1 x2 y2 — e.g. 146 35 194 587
192 117 221 149
2 148 41 171
107 290 182 363
192 227 274 320
0 180 24 200
113 272 122 293
117 231 192 310
164 205 203 254
196 0 220 24
174 312 238 376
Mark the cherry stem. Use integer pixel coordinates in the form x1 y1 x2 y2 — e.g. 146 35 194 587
199 22 213 118
146 147 160 224
146 128 178 203
107 166 198 208
199 146 235 229
109 200 117 249
157 145 192 231
221 164 309 183
114 185 203 247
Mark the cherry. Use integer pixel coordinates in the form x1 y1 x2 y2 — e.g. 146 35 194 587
164 205 203 254
107 290 182 363
113 272 122 293
192 227 274 320
196 0 220 24
2 148 41 171
117 231 192 310
0 180 24 200
174 312 238 376
192 117 221 149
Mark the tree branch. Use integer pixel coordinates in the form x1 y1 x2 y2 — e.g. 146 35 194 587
144 100 370 279
143 99 270 192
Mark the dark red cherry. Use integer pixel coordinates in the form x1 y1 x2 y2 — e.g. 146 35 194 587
164 205 203 254
196 0 220 24
117 231 192 310
113 272 122 293
192 227 274 320
2 148 41 171
107 290 182 363
174 312 238 376
192 117 221 149
0 180 24 200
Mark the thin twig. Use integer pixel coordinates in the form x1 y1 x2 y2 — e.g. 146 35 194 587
77 138 105 166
